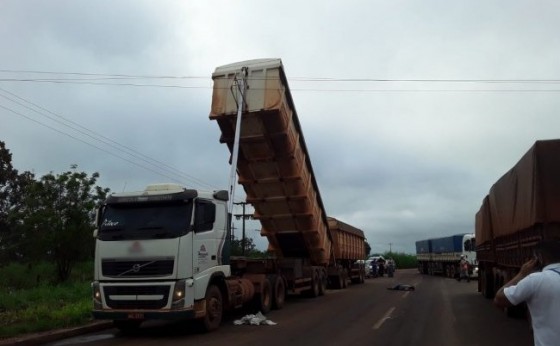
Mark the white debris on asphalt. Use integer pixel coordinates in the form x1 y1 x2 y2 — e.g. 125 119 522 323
233 311 277 326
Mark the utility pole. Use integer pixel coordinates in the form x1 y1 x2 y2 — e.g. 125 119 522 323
234 201 252 256
389 243 393 253
231 224 236 243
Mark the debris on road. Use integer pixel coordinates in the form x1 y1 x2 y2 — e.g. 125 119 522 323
233 312 277 326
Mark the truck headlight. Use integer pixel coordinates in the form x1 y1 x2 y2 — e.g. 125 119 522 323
171 280 186 310
92 282 102 309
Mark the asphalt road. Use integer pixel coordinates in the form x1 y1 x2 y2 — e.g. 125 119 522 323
45 269 534 346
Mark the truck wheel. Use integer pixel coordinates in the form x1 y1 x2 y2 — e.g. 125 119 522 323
269 275 286 310
113 320 142 334
253 277 272 313
449 266 456 279
202 285 223 332
336 275 344 289
342 270 348 289
483 271 494 299
318 270 327 295
306 270 320 297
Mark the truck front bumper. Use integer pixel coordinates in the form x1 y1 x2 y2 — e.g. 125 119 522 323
92 309 197 321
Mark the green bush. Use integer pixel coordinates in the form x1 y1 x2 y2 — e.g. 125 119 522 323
383 252 417 269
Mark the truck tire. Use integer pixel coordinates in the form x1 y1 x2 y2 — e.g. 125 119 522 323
269 275 286 310
483 271 495 299
253 277 272 313
330 274 344 289
305 270 320 297
342 269 348 289
113 320 142 334
318 269 327 295
202 285 223 332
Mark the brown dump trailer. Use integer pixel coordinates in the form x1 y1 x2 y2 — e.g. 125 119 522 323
476 140 560 306
210 59 365 294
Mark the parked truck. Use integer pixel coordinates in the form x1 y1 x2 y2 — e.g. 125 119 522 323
91 59 366 332
415 234 477 278
476 140 560 303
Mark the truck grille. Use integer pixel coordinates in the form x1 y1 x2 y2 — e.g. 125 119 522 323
102 258 174 277
103 285 170 309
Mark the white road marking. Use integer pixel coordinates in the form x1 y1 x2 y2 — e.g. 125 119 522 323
373 306 395 330
402 291 410 298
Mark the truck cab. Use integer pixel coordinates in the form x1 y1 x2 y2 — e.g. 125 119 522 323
91 184 230 330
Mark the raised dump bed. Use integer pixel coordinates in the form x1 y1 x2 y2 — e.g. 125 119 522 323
209 59 331 266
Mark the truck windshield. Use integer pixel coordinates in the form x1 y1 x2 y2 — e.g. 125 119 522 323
98 200 193 241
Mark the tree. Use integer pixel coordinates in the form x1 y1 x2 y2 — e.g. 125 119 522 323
230 237 268 258
0 141 35 264
364 240 371 258
12 165 109 282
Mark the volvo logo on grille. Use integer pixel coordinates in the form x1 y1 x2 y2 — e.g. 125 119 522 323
131 264 142 272
117 260 156 277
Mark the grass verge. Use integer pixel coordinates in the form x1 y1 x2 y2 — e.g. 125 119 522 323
0 262 94 340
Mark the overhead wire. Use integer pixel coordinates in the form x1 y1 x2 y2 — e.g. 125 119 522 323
0 87 220 191
2 68 560 83
0 103 187 185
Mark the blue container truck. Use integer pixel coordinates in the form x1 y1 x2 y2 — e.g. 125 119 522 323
416 234 477 278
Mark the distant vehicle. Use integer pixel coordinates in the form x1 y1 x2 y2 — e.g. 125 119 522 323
369 255 386 276
415 234 477 279
363 259 374 278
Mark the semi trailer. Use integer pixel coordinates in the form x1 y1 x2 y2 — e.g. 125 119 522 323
91 59 366 332
476 139 560 304
416 234 477 278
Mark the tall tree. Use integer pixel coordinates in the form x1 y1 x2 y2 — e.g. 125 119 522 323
0 141 35 264
0 141 18 233
13 166 109 282
364 240 371 258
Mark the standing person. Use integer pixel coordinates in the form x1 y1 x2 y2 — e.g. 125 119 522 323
494 239 560 346
377 258 385 277
387 259 395 278
370 261 378 278
457 255 470 282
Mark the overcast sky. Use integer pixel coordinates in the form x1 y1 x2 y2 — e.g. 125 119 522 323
2 1 560 254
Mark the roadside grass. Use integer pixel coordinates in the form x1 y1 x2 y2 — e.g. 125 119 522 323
0 261 93 340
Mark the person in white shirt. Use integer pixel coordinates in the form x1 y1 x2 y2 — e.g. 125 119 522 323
494 239 560 346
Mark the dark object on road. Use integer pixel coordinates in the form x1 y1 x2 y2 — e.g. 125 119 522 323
387 284 415 291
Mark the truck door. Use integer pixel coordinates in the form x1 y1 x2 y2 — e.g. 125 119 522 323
192 199 219 276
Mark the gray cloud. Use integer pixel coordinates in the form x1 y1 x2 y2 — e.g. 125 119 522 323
2 0 560 254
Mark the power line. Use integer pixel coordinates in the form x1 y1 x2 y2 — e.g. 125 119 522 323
0 87 227 192
4 78 560 92
2 69 560 83
0 103 187 184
